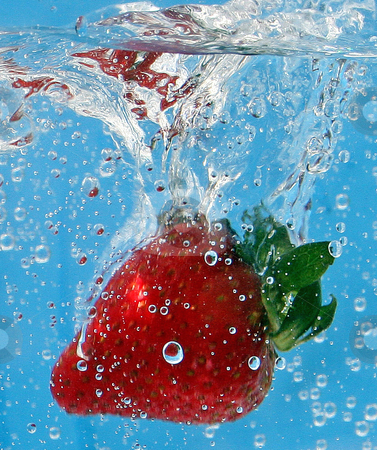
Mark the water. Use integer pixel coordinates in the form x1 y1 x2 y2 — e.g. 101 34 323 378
1 0 377 448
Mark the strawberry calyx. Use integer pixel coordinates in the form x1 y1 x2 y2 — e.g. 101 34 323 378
235 205 337 352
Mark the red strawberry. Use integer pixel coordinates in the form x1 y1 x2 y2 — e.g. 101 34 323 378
50 212 276 424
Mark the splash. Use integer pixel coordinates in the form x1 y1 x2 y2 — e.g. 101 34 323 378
0 0 372 253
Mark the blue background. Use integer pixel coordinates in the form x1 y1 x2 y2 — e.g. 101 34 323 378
1 1 377 450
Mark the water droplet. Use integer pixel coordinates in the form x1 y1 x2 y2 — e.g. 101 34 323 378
328 240 342 258
225 258 232 265
275 356 286 370
183 240 190 247
49 426 61 440
77 359 88 371
236 406 243 414
35 244 51 264
162 341 184 365
148 304 157 313
82 176 100 198
239 294 246 302
140 411 148 419
248 356 261 370
214 222 223 231
96 364 104 373
229 327 237 335
204 250 218 266
27 423 37 434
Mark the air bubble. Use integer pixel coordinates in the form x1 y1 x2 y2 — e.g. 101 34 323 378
82 176 100 198
148 305 157 313
77 360 88 371
0 233 15 251
96 389 103 398
0 206 6 223
214 222 223 231
229 327 237 334
248 356 261 370
225 258 232 265
42 349 52 360
160 306 169 315
14 207 27 221
96 364 104 373
27 423 37 434
162 341 184 365
248 97 267 118
335 222 346 233
154 180 166 192
328 240 342 258
275 356 286 370
94 224 105 235
324 402 337 418
316 374 328 388
346 396 357 409
355 420 369 437
266 276 274 285
354 297 367 312
239 294 246 302
87 306 97 318
99 159 116 177
339 150 350 163
364 404 377 421
236 406 243 414
204 250 218 266
77 254 88 265
335 193 349 210
49 427 61 440
35 244 51 264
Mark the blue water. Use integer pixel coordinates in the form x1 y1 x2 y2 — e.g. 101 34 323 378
1 0 377 449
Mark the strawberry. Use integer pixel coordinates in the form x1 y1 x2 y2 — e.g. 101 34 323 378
50 207 337 424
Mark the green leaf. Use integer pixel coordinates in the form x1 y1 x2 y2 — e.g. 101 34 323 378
297 295 337 345
270 242 335 296
271 282 322 351
240 206 293 272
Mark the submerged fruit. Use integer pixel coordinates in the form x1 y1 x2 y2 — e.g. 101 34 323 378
51 213 275 423
50 207 337 424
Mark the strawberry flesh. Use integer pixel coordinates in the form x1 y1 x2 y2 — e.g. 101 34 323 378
50 215 275 424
